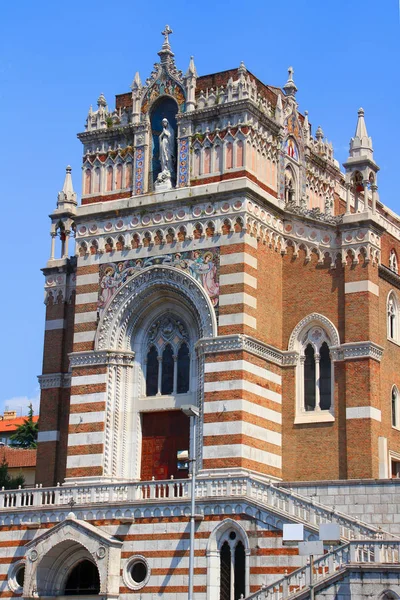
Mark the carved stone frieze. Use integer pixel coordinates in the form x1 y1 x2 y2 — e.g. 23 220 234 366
196 334 298 367
38 373 72 389
330 341 384 362
69 350 135 368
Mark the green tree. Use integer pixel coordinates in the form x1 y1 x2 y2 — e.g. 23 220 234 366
9 404 38 449
0 457 25 490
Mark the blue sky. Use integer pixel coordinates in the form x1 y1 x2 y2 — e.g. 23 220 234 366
0 0 399 415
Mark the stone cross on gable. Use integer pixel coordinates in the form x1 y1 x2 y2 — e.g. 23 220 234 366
162 25 173 46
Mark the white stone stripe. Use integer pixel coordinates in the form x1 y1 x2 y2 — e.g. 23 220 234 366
205 360 281 385
220 252 257 269
68 431 104 446
219 293 257 308
203 420 281 447
76 273 99 285
75 311 98 324
345 281 379 296
67 454 103 468
204 379 281 404
219 313 257 328
220 273 257 288
73 331 96 343
70 392 106 405
37 430 59 442
69 412 105 425
45 319 66 331
346 406 382 421
203 444 281 469
204 399 281 424
76 292 98 305
71 374 107 386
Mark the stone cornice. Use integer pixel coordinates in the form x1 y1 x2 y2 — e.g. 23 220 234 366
330 341 384 362
379 264 400 290
69 350 136 368
195 335 298 367
38 373 71 389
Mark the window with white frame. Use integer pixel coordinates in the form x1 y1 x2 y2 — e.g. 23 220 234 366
145 315 191 397
291 318 337 424
387 291 399 342
392 386 400 429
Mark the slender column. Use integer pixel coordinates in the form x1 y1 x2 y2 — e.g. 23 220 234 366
157 356 162 395
50 232 56 260
63 230 70 259
345 183 351 214
371 184 378 214
363 180 370 212
315 353 321 411
173 355 178 395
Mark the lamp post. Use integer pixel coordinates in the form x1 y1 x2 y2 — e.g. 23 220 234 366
181 404 199 600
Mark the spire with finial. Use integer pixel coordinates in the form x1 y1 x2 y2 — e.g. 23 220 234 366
315 125 324 141
348 107 373 160
158 25 174 65
131 71 142 91
303 110 310 142
97 92 107 108
185 56 197 78
283 66 297 97
57 166 77 211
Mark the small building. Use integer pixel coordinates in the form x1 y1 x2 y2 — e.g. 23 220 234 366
0 412 39 446
0 447 36 487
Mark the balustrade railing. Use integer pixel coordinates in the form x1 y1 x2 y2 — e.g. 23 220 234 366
246 540 400 600
0 474 392 540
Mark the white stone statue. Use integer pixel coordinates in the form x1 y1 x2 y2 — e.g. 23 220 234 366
156 118 175 190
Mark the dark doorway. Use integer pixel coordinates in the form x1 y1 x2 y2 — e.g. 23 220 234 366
64 560 100 596
141 410 190 480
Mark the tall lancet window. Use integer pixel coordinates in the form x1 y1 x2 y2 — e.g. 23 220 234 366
145 315 191 397
218 530 247 600
388 292 399 342
291 317 337 424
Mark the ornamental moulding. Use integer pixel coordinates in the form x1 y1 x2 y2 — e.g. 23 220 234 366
330 341 384 362
37 373 71 389
69 350 136 368
196 335 298 367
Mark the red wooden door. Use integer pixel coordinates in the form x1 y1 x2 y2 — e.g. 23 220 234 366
141 411 190 480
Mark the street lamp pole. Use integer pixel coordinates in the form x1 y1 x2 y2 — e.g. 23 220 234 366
181 404 199 600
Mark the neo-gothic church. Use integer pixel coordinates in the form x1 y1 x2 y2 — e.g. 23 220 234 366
3 27 400 600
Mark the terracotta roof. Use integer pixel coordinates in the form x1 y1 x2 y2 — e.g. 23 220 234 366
0 416 39 434
0 447 36 468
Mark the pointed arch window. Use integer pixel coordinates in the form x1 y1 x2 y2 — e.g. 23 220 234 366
84 169 92 195
388 292 399 343
291 320 336 424
284 166 295 204
145 316 191 397
218 530 247 600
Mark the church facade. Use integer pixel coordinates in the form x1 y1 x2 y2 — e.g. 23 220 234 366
2 27 400 600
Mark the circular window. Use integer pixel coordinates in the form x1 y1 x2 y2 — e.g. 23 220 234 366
8 561 25 594
123 556 150 590
229 531 237 540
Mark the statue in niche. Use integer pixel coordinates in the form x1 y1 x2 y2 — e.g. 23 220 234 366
156 118 175 190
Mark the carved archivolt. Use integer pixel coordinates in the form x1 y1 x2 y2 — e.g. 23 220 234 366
288 312 340 351
96 265 217 350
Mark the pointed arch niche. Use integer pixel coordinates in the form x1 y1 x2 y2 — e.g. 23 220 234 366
149 96 178 188
93 266 217 482
206 519 250 600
